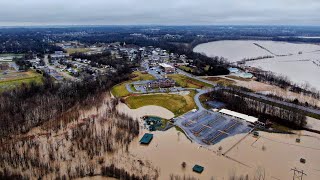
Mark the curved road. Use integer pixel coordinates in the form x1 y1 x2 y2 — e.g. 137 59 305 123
177 69 320 117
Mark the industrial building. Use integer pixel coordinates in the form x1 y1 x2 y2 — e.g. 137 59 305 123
219 109 258 124
159 63 175 74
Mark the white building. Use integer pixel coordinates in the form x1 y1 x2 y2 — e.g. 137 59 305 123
219 109 258 124
159 63 175 74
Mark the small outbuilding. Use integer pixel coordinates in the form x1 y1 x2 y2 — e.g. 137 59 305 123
139 133 154 145
192 165 204 173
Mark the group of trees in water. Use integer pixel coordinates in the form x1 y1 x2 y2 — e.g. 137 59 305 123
0 69 131 138
0 97 153 179
208 87 307 129
253 71 320 101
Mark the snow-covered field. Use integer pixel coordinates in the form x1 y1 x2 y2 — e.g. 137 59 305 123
194 40 320 90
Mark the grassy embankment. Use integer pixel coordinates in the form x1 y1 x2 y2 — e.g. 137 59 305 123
0 70 43 92
125 90 197 117
226 75 252 82
178 65 195 73
203 77 236 86
111 71 155 97
167 74 212 89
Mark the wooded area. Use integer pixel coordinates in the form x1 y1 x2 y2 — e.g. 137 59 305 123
208 87 307 128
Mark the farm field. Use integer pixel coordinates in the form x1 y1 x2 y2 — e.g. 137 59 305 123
194 40 320 90
0 70 43 91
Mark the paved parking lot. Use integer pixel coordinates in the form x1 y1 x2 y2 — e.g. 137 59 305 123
175 110 252 146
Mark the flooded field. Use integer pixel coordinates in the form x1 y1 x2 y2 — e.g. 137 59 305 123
194 40 320 90
118 102 320 180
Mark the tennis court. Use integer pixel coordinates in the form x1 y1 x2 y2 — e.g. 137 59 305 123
175 109 252 145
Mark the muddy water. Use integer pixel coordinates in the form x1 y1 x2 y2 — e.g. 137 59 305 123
117 102 320 180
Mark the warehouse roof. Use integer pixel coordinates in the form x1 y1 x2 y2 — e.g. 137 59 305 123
219 109 258 123
159 63 174 68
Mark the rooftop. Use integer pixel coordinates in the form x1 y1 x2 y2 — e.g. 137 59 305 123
139 133 154 145
192 165 204 173
159 63 174 68
219 109 258 123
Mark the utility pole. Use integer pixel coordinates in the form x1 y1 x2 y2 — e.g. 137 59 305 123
291 167 306 180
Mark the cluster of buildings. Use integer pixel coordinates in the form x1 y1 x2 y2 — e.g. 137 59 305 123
50 51 69 61
147 78 176 89
159 63 175 74
140 46 189 68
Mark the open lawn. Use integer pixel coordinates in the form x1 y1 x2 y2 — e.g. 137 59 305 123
203 77 236 86
66 48 91 54
111 82 130 97
168 74 212 89
111 71 156 97
131 71 155 81
125 90 197 116
0 70 43 92
178 65 195 73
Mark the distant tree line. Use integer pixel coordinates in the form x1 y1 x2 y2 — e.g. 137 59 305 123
208 87 307 129
238 55 274 64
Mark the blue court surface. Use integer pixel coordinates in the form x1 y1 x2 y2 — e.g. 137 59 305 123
174 110 252 145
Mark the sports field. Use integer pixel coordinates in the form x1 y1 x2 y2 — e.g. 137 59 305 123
175 110 252 145
125 90 197 116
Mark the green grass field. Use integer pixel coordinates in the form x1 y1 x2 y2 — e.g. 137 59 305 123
111 71 156 98
178 65 194 72
131 71 155 81
111 82 130 97
125 90 197 116
203 77 236 86
0 70 43 92
168 74 212 89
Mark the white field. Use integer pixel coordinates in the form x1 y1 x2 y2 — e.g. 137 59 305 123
194 40 320 90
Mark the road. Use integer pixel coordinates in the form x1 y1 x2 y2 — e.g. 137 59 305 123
43 55 79 81
176 69 320 117
194 89 213 110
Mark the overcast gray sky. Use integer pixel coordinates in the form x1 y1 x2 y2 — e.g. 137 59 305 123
0 0 319 26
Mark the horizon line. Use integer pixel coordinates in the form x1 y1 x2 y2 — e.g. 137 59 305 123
1 24 320 28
